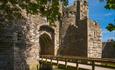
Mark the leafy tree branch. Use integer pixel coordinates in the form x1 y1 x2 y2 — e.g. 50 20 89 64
99 0 115 31
0 0 68 24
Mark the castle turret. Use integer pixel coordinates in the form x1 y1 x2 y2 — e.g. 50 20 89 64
75 0 88 24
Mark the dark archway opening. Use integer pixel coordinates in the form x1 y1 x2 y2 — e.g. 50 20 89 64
39 33 54 55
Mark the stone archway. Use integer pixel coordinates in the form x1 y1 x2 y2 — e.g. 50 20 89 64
39 33 54 55
39 25 55 55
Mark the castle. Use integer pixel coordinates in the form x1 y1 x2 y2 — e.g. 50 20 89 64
0 0 102 70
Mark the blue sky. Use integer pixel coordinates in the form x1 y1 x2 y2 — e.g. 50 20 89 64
68 0 115 42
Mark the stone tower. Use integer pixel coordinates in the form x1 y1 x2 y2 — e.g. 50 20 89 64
75 0 88 23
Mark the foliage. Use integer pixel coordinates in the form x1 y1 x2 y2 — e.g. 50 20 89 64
99 0 115 31
105 0 115 9
106 23 115 32
99 0 115 9
105 0 115 31
0 0 68 24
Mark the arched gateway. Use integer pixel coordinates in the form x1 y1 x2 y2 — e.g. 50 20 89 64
39 25 55 55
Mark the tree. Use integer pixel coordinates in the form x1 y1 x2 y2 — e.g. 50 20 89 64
99 0 115 31
105 0 115 9
105 0 115 31
0 0 68 25
106 23 115 32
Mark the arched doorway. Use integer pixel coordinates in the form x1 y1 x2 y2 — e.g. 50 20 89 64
39 33 54 55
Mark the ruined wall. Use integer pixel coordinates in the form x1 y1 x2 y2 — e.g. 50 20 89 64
88 20 102 58
0 9 60 70
58 0 102 58
0 42 14 70
59 18 88 57
58 0 88 57
21 14 60 69
0 17 29 70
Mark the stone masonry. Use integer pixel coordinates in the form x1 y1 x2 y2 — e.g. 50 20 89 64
58 0 102 58
88 20 102 58
0 0 102 70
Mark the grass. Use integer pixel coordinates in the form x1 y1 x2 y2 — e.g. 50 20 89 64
101 63 115 68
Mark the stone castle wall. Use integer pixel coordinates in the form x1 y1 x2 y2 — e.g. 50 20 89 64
0 0 103 70
0 10 60 70
58 0 102 58
88 20 102 58
19 13 60 70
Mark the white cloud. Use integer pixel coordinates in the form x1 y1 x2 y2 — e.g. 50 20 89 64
102 29 109 34
104 13 113 16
